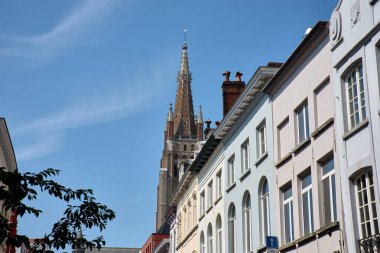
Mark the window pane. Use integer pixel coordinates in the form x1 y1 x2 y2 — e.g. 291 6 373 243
284 203 291 242
302 174 312 189
332 174 337 221
323 178 331 224
303 193 310 234
284 187 292 200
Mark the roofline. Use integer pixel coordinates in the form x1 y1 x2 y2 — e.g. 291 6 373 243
0 118 17 172
262 21 329 93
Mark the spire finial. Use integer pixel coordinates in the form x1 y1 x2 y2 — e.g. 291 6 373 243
167 103 173 121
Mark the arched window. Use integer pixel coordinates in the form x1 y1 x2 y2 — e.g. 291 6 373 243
183 207 187 235
228 204 236 253
191 144 195 151
216 215 222 253
243 193 252 253
260 179 270 244
200 231 205 253
184 144 187 151
207 223 213 253
188 200 192 230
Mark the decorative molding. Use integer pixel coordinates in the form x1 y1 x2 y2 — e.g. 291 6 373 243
330 9 342 46
350 0 361 27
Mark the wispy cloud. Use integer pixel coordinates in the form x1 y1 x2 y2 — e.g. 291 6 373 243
0 0 117 60
13 57 176 161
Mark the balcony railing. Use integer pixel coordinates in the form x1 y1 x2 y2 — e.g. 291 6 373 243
359 234 380 253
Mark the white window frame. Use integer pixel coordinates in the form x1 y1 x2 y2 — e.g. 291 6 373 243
188 201 192 230
296 102 310 144
345 64 366 129
257 122 267 158
260 180 270 244
200 191 205 216
228 205 236 253
200 232 205 253
301 173 314 235
228 155 235 187
208 181 213 208
283 186 294 243
216 171 222 198
321 158 337 225
207 224 213 253
355 170 379 240
193 194 197 225
241 140 250 173
216 216 222 253
243 194 253 253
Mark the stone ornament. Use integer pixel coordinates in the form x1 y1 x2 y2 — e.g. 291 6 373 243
350 0 361 27
330 9 342 46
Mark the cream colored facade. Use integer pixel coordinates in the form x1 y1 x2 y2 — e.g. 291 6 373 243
264 23 345 252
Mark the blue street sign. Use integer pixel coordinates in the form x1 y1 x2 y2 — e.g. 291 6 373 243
266 236 279 249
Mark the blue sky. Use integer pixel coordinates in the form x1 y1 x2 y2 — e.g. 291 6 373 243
0 0 336 250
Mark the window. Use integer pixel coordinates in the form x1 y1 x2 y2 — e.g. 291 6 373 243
243 193 252 252
296 103 310 144
200 231 205 253
228 155 235 186
191 144 195 151
283 185 294 243
260 179 270 244
257 122 267 157
216 171 222 198
208 181 213 208
228 204 236 253
207 224 213 253
188 201 192 230
200 191 205 216
301 173 314 235
216 215 222 253
241 140 250 173
184 207 187 235
355 170 379 240
321 158 337 225
345 65 366 129
184 144 187 151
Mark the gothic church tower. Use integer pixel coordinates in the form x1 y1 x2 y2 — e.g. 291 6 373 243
156 42 204 231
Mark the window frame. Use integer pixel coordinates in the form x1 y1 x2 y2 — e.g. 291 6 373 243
260 179 270 244
295 102 310 145
207 224 213 253
200 191 205 216
216 171 222 199
216 215 222 253
283 185 294 243
228 204 237 253
301 172 314 235
241 139 250 173
344 64 366 129
208 180 213 208
243 194 253 253
257 121 267 158
227 155 235 187
321 158 337 226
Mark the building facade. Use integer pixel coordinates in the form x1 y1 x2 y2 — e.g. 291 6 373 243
330 0 380 252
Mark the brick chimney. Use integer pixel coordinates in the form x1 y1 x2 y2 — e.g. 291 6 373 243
222 71 246 117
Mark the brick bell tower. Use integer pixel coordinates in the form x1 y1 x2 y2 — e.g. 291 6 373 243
156 41 204 232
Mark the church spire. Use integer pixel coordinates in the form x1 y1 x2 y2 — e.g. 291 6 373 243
173 41 197 138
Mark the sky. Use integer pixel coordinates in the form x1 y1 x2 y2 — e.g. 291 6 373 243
0 0 337 250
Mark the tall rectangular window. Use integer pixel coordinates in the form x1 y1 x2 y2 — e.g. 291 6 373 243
345 65 366 129
257 122 267 157
283 185 294 243
321 158 337 225
356 170 379 240
200 191 205 215
228 155 235 187
241 140 250 173
296 103 310 144
301 173 314 235
208 181 213 208
216 171 222 198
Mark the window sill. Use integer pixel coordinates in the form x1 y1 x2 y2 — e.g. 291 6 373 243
206 205 213 213
311 117 334 139
214 195 222 205
239 168 251 182
256 244 267 252
226 182 236 193
255 152 268 167
292 137 311 155
342 118 369 140
274 152 292 168
198 214 205 222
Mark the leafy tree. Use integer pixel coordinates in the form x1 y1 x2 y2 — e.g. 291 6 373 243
0 167 116 253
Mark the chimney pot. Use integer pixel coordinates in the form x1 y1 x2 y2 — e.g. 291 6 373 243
215 120 221 127
236 71 243 81
223 71 231 81
205 119 212 129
